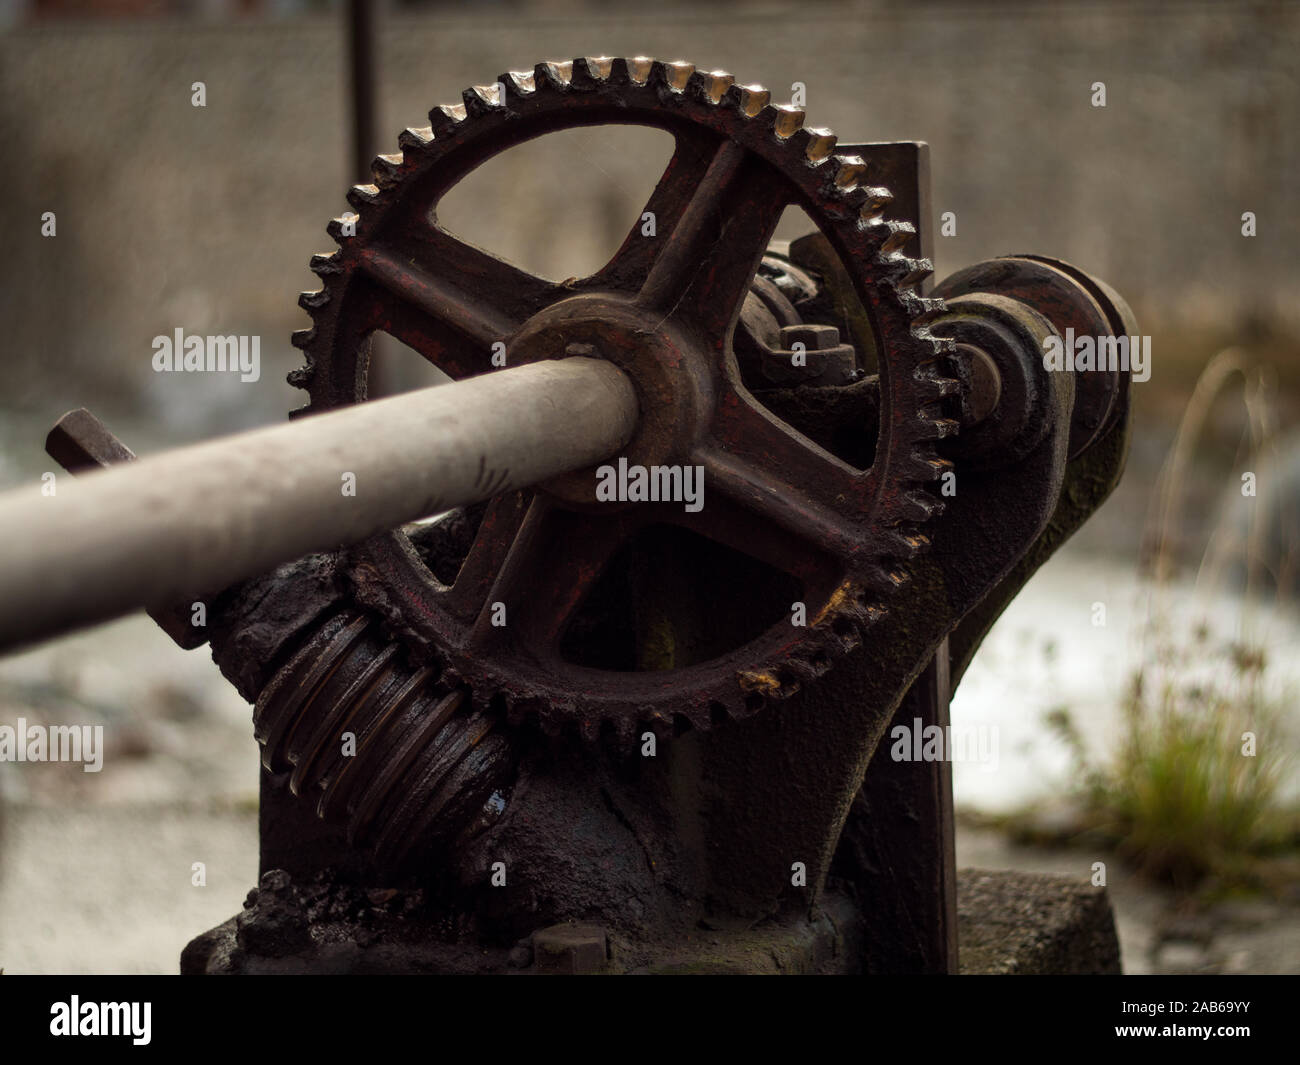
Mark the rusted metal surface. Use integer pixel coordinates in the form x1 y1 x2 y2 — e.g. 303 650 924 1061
294 57 957 743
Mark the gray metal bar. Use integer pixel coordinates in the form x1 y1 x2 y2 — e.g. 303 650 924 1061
0 357 638 653
348 0 378 188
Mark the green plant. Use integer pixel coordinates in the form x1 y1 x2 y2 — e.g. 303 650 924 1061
1047 349 1298 890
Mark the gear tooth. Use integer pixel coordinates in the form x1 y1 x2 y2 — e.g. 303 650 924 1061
346 183 381 211
326 214 359 244
501 70 536 98
819 602 868 651
864 566 906 597
287 362 313 388
370 152 404 188
859 565 897 596
687 68 734 104
874 254 923 287
534 60 573 89
908 294 948 322
927 414 961 439
833 154 868 188
604 57 631 85
901 489 943 522
620 56 655 85
658 59 695 92
834 185 872 212
783 126 812 156
398 125 434 152
428 102 468 136
872 219 916 254
775 671 802 699
462 84 502 117
768 104 805 140
309 252 342 277
914 332 956 362
854 185 894 217
298 289 329 311
896 256 935 288
802 126 837 163
733 83 771 116
574 56 614 85
904 449 950 482
879 527 929 559
914 366 961 402
290 327 316 351
606 57 649 88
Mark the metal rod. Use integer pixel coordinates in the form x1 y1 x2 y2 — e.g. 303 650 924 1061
347 0 391 398
348 0 378 188
0 358 638 653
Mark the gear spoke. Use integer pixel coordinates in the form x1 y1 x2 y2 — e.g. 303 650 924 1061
590 125 725 294
658 491 839 594
403 222 557 320
694 387 873 561
360 290 492 382
696 444 864 563
356 226 556 373
465 497 632 656
439 492 532 625
635 141 789 334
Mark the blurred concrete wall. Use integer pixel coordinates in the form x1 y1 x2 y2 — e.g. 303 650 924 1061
2 2 1296 442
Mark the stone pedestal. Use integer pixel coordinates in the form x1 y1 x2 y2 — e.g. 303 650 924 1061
182 866 1121 975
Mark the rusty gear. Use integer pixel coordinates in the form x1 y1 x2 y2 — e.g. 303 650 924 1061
290 56 956 747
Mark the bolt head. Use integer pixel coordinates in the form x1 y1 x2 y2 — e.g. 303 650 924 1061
778 323 842 351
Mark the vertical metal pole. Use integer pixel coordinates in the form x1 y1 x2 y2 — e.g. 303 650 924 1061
347 0 391 398
348 0 377 187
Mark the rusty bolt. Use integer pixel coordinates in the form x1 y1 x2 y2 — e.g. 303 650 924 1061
532 922 609 974
778 324 843 351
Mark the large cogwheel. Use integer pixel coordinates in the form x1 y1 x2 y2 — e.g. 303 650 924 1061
291 57 956 748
